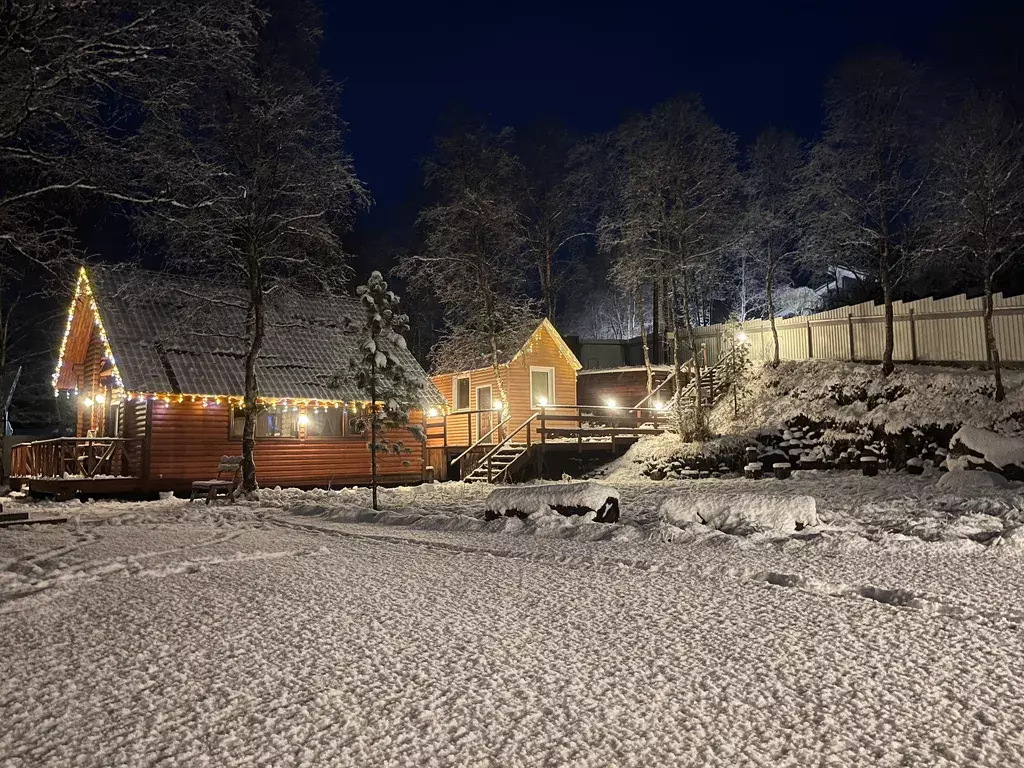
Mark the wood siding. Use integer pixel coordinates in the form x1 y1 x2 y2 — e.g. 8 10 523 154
145 401 425 490
430 324 578 446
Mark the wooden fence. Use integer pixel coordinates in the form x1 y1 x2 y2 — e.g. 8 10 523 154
690 292 1024 365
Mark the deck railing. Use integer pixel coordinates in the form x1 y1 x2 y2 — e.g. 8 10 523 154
11 438 145 479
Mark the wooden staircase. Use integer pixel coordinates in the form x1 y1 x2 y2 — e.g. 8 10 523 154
463 442 530 483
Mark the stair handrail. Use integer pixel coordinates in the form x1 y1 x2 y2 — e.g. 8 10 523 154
449 415 510 467
663 346 739 409
633 355 697 410
473 412 539 473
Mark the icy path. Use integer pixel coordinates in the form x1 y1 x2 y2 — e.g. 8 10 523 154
2 513 1024 766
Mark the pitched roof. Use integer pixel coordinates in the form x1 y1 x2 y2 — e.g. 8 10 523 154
78 267 443 406
431 318 582 375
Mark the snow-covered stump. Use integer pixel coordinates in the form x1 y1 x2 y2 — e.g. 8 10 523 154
773 463 792 480
659 493 818 534
744 463 762 480
861 456 879 477
905 457 925 475
484 482 621 524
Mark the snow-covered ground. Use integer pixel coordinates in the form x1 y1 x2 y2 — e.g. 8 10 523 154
3 472 1024 767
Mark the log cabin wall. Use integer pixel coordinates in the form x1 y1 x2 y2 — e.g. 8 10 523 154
429 324 578 447
576 368 675 409
76 327 106 436
146 401 424 490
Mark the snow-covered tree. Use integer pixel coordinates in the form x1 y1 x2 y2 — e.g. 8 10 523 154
806 54 933 375
133 0 368 493
347 272 422 511
399 123 537 418
929 91 1024 401
742 129 805 366
600 96 741 437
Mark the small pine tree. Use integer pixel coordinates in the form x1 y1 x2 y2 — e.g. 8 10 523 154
348 272 422 510
721 319 754 419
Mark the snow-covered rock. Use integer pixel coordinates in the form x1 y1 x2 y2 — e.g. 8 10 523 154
484 482 620 523
659 493 818 534
936 469 1010 492
949 427 1024 479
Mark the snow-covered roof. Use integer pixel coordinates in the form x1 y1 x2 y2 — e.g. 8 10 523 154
72 267 444 406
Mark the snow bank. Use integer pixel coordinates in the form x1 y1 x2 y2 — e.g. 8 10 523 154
936 469 1010 492
949 427 1024 470
659 493 818 534
712 359 1024 437
484 482 619 516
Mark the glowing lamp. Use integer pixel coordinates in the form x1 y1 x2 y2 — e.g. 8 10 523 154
653 401 663 410
298 414 310 426
492 400 502 411
83 396 94 407
536 396 547 407
606 398 617 408
94 393 105 404
428 407 439 418
737 332 749 344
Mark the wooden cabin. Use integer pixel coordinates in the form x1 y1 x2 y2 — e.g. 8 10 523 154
11 266 444 498
429 319 582 449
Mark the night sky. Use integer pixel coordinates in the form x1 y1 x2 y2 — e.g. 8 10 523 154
321 0 1016 232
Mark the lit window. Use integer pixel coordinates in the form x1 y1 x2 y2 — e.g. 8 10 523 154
306 408 344 437
231 408 300 438
454 375 470 411
530 367 554 407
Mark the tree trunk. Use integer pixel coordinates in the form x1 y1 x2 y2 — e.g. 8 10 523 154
240 259 265 494
984 273 1005 401
880 254 895 376
369 355 379 510
543 235 554 318
680 272 702 413
669 278 686 438
766 265 780 367
651 280 660 365
637 287 653 395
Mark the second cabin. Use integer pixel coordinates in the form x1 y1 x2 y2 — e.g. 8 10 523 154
430 318 581 448
426 319 672 482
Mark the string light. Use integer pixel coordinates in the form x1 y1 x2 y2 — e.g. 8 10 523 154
51 267 448 415
53 267 124 396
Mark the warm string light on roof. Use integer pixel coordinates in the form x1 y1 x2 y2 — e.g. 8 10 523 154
52 266 124 396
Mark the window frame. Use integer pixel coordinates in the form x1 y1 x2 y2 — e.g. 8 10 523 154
229 406 302 441
302 406 351 441
529 366 556 408
453 374 471 411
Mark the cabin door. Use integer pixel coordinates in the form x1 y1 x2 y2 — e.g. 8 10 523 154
476 386 494 444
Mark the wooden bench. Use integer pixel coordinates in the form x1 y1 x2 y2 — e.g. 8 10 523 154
190 455 243 505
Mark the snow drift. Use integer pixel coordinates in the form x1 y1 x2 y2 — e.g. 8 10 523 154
659 493 818 534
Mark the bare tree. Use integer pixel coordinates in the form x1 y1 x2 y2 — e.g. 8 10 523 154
133 0 368 493
742 129 805 365
806 54 933 375
515 121 591 319
930 91 1024 401
600 96 740 436
398 124 536 416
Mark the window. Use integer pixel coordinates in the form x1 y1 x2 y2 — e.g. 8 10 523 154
231 408 300 439
454 375 471 411
530 367 555 407
306 408 344 438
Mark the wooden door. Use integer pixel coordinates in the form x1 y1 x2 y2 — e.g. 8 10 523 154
476 386 493 443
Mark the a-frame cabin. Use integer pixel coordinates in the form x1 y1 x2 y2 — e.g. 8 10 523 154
12 266 445 498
